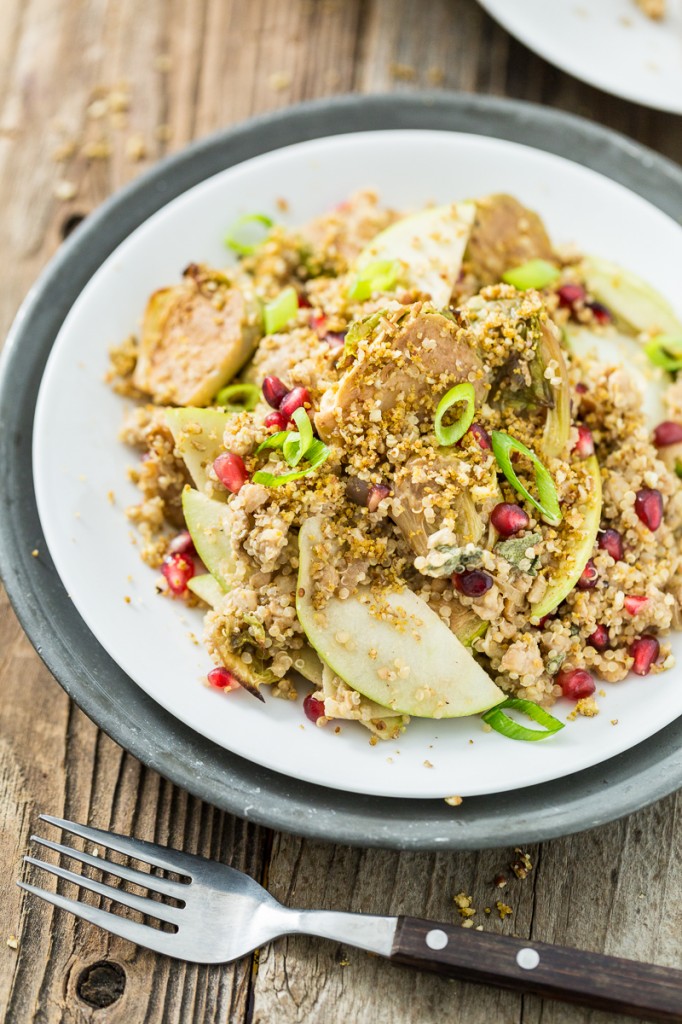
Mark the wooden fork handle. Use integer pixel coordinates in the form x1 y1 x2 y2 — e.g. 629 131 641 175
390 916 682 1022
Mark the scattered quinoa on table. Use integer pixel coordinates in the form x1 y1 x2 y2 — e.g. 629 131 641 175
108 188 682 743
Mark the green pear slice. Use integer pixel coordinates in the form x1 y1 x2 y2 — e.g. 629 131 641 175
181 487 236 591
296 517 503 719
582 256 682 337
187 572 227 607
530 455 602 621
290 644 325 686
166 408 231 494
352 202 476 307
565 324 668 432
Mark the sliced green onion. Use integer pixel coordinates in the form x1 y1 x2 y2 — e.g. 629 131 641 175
491 430 562 527
434 382 476 447
256 430 288 454
224 213 274 255
254 439 330 487
675 461 682 480
644 334 682 373
264 286 298 334
348 260 400 302
214 382 261 411
502 259 560 291
282 407 314 468
482 697 564 742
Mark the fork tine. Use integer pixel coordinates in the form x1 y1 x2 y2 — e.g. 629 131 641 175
31 835 187 900
17 881 180 956
24 857 181 926
40 815 196 876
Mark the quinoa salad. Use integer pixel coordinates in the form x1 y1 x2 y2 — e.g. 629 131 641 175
108 190 682 744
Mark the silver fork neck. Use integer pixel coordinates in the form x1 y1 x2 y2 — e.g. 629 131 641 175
286 908 398 957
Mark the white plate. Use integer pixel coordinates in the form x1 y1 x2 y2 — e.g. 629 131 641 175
33 129 682 799
479 0 682 115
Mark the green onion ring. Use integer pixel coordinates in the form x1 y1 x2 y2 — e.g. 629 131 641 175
434 382 476 447
644 334 682 373
282 408 315 467
491 430 562 527
256 430 288 454
254 438 330 487
347 260 400 302
264 286 299 335
482 697 564 742
214 382 261 411
501 259 560 291
224 213 274 255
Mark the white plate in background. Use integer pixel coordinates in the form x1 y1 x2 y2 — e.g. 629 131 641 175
479 0 682 115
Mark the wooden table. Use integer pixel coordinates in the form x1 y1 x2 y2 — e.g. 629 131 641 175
2 2 681 1021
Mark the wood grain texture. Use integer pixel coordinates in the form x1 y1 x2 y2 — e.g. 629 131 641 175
1 1 681 1022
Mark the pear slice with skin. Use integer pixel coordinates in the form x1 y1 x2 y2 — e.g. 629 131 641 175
181 487 236 591
530 455 602 622
565 324 668 432
351 202 476 307
187 572 227 607
582 256 682 337
166 408 231 495
296 517 504 719
290 644 325 687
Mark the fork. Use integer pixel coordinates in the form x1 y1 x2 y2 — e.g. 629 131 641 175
18 815 682 1022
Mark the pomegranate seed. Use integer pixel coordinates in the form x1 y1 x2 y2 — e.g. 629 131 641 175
207 667 239 691
264 410 288 431
345 476 370 506
588 624 610 651
588 301 611 324
634 488 663 531
490 502 529 537
630 635 660 676
324 331 347 349
653 421 682 447
311 313 328 336
557 667 596 700
557 283 586 309
573 425 595 459
452 570 493 597
297 293 312 309
577 559 599 590
535 614 552 629
167 530 195 556
213 452 249 493
468 423 492 450
161 552 195 595
575 382 588 394
367 483 391 512
303 693 326 723
262 375 289 409
624 595 648 616
279 386 311 420
598 529 624 561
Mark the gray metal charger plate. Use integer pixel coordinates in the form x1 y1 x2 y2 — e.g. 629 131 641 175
2 93 682 850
